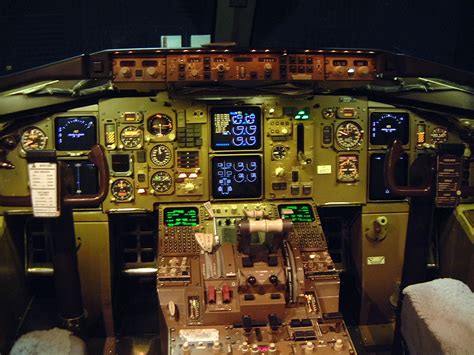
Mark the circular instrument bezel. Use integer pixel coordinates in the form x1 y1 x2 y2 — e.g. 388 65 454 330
21 127 48 151
111 179 134 201
335 121 363 150
150 144 173 167
271 145 288 160
150 171 173 193
147 113 174 136
430 127 448 144
120 126 143 148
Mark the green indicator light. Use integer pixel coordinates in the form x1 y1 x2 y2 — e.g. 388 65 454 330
295 115 301 119
298 110 305 115
302 115 309 119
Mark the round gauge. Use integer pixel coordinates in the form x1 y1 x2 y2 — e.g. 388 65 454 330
150 144 172 166
322 107 336 119
150 171 173 193
431 127 448 144
335 121 363 149
337 155 359 182
111 179 133 201
147 113 173 136
120 126 143 148
271 145 288 160
21 127 48 151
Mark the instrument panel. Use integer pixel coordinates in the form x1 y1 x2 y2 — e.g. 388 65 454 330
0 94 463 213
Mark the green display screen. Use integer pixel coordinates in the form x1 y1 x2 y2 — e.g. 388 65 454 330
163 207 199 227
278 204 315 223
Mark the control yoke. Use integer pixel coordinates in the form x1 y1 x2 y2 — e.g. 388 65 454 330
0 144 110 207
384 139 432 197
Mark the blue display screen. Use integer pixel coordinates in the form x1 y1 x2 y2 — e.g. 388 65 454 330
55 116 97 151
211 155 262 199
210 107 261 150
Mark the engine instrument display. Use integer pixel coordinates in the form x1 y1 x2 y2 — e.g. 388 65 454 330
150 144 172 166
210 106 261 151
21 127 48 151
211 155 262 199
120 126 143 148
55 116 97 151
147 113 173 136
278 203 315 223
111 179 133 201
163 207 199 227
337 155 359 182
370 112 409 145
150 171 173 193
335 121 363 149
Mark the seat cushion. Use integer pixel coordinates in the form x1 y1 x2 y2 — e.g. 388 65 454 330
10 328 86 355
401 278 474 355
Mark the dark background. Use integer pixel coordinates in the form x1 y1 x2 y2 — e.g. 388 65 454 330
0 0 473 76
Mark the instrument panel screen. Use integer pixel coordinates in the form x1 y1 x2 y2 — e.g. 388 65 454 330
370 112 409 145
211 155 262 199
63 160 98 195
278 204 315 223
369 153 409 200
55 116 97 151
210 106 261 151
163 207 199 227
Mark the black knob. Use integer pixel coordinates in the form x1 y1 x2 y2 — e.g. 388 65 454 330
247 276 257 285
269 275 279 285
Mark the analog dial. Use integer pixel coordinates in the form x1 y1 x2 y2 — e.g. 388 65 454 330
147 113 173 136
337 155 359 182
150 144 172 166
271 145 288 160
111 179 133 201
21 127 48 151
431 127 448 144
120 126 143 148
150 171 173 193
335 121 363 149
322 107 336 119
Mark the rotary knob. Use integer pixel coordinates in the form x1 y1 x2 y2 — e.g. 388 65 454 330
264 63 273 71
334 66 345 76
191 69 199 77
357 66 370 76
183 182 195 192
269 275 279 285
275 167 285 177
146 67 158 78
120 67 132 78
247 275 257 285
216 64 225 72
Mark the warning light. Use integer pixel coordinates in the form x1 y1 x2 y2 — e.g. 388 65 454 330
295 108 310 120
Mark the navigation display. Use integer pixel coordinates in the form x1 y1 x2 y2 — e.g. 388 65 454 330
278 204 315 223
211 155 262 199
210 106 261 151
163 207 199 227
55 116 97 151
370 112 409 145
